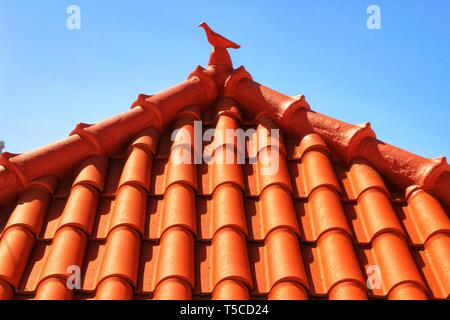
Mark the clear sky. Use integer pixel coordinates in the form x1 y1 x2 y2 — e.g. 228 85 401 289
0 0 449 158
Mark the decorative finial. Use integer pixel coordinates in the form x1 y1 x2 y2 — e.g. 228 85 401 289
199 22 240 67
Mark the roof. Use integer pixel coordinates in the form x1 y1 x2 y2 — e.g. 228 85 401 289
0 24 449 300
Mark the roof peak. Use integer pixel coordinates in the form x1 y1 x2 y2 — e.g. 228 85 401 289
199 22 240 67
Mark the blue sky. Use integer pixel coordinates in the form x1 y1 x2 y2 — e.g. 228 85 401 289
0 0 449 158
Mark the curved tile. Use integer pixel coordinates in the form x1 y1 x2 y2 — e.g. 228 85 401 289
118 146 153 191
56 184 99 236
97 226 141 289
155 227 195 290
212 228 252 290
5 185 52 238
131 127 160 156
268 282 308 300
109 184 147 235
211 147 244 192
73 156 109 192
328 281 367 300
165 146 197 192
35 277 74 300
255 117 287 158
96 277 133 300
402 188 450 245
304 230 366 298
160 184 196 236
388 282 428 300
154 278 192 300
352 189 405 244
361 232 427 298
257 147 292 194
212 279 249 300
211 113 240 155
418 233 450 299
298 187 351 242
343 161 390 200
286 133 329 161
0 226 35 288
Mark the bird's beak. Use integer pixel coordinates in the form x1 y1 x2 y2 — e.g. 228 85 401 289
199 22 205 28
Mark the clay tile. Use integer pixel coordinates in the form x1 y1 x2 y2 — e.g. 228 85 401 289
35 277 74 300
160 184 196 236
5 185 52 237
70 123 103 155
255 116 287 157
98 226 141 288
309 231 365 296
265 229 309 291
176 105 202 122
156 227 195 289
29 175 58 194
296 133 329 160
257 147 292 194
211 184 247 237
73 156 109 192
368 232 426 297
348 160 390 200
328 281 368 300
154 278 192 300
109 184 147 235
211 113 240 156
212 228 252 289
260 186 300 239
353 189 405 244
403 188 450 245
301 187 352 242
216 98 242 123
165 148 197 192
0 226 35 288
419 234 450 299
212 279 249 300
301 150 340 196
0 279 14 300
118 146 152 191
131 127 160 155
346 122 376 161
388 283 428 300
268 282 308 300
57 184 99 235
40 227 87 281
96 277 134 300
211 147 244 192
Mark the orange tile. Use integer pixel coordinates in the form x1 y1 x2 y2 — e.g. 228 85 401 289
388 283 428 300
257 147 292 194
250 228 308 295
154 278 192 300
56 184 99 236
257 185 299 240
352 189 404 244
160 184 196 236
155 227 195 291
360 232 427 298
212 279 249 300
109 184 147 235
97 226 141 289
35 277 74 300
211 147 244 192
119 146 153 191
268 282 308 300
102 158 125 196
212 228 252 291
73 156 109 192
0 226 35 288
342 161 390 200
96 277 133 300
212 114 240 154
255 117 286 158
131 127 160 156
417 234 450 299
402 188 450 245
5 185 52 237
328 281 367 300
304 230 366 298
297 187 351 242
165 147 197 192
290 150 340 198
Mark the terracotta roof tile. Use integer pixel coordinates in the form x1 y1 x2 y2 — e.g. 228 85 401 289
0 25 449 300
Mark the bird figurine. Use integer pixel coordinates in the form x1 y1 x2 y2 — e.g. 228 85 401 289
199 22 240 49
